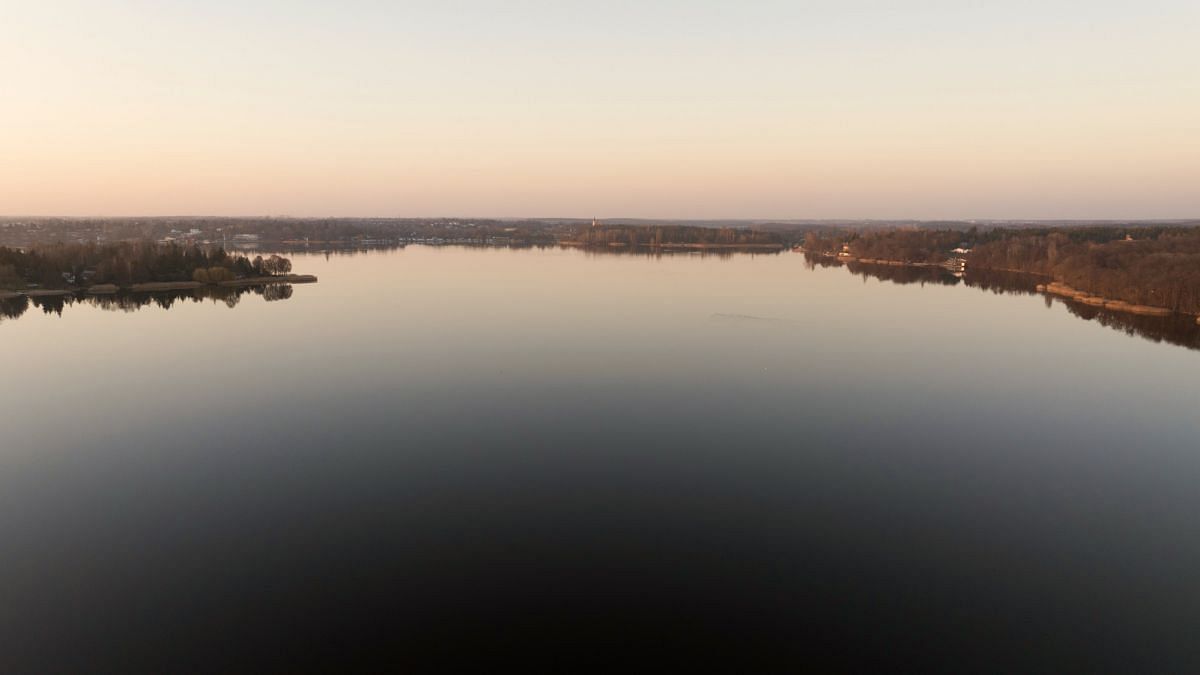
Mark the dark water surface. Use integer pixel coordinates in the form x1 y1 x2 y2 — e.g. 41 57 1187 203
3 246 1199 671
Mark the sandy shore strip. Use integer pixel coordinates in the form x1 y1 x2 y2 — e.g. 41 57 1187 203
1040 282 1174 317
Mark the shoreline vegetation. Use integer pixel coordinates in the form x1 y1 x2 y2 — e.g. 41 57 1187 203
801 226 1200 324
810 255 1200 351
1038 282 1171 317
0 242 316 300
812 251 1197 323
3 218 1198 325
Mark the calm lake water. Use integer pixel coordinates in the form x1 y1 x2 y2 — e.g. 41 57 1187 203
3 246 1199 671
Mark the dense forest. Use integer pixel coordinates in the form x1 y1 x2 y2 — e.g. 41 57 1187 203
968 229 1200 314
571 224 784 248
0 242 292 290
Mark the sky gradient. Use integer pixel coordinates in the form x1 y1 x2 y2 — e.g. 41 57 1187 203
2 0 1197 219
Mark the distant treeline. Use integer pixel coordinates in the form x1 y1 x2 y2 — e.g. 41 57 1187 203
0 217 561 248
572 224 784 247
231 218 559 245
6 216 1199 250
0 242 292 289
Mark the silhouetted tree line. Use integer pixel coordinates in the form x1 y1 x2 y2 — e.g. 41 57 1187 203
0 243 292 289
573 225 783 247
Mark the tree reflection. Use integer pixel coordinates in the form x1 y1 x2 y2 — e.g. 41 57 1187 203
1055 298 1200 351
0 296 29 323
814 253 1200 351
578 246 784 261
259 284 293 302
0 283 298 324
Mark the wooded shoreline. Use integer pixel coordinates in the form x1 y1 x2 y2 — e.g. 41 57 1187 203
812 252 1200 323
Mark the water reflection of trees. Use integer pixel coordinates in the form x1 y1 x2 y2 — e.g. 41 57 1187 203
1054 298 1200 351
276 242 785 262
812 254 1200 351
269 244 410 259
845 261 960 287
578 246 784 261
0 284 295 325
1 296 29 322
270 243 574 262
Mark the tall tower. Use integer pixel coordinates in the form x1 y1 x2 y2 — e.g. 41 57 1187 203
592 217 598 228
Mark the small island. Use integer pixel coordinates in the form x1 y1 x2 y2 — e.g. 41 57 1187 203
0 242 316 300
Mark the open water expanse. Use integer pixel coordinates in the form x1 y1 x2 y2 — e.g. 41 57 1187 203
3 246 1199 671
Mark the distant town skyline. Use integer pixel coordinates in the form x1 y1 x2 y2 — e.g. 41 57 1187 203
3 1 1197 219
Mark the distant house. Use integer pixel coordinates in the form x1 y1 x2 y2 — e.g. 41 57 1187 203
61 272 76 284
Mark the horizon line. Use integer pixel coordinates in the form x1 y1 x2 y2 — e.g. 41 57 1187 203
4 215 1200 223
